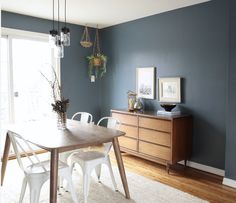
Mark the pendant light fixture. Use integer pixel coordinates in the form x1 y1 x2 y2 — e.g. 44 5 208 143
49 0 57 47
61 0 70 47
49 0 70 58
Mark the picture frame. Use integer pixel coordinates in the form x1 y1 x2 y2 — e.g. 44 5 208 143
136 67 156 99
158 77 181 103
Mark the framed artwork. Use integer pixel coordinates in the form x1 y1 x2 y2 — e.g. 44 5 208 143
136 67 156 99
158 77 181 103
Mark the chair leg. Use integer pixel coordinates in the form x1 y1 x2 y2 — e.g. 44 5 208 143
83 172 91 203
62 162 75 192
107 157 118 191
29 185 42 203
95 164 102 182
70 162 75 175
59 153 70 190
57 176 63 195
63 172 78 203
19 177 27 203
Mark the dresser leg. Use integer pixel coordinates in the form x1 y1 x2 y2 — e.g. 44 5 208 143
184 160 187 167
166 164 170 174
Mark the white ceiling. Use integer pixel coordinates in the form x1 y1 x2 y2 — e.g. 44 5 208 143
1 0 210 28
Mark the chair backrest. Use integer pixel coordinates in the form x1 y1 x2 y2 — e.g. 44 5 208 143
97 117 121 155
72 112 93 124
8 132 46 174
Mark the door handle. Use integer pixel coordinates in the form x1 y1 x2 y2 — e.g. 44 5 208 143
14 92 19 97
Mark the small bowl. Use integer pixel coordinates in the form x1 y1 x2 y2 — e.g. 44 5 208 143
160 104 176 112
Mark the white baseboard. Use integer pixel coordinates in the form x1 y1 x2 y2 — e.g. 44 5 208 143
223 178 236 188
178 160 225 176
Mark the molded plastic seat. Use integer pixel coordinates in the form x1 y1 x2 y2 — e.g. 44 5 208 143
69 117 121 203
8 132 78 203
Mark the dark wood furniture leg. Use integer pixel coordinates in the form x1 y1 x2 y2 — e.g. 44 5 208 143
50 149 59 203
112 137 130 199
1 133 11 186
184 159 187 167
166 163 170 174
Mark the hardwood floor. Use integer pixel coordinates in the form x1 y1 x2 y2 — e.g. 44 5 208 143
110 152 236 203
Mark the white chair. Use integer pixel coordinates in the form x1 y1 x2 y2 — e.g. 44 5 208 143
71 112 93 124
69 117 121 203
59 112 93 188
8 132 78 203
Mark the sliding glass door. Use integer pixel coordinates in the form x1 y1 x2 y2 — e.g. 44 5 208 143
0 37 10 145
12 38 54 122
0 29 58 153
0 37 10 151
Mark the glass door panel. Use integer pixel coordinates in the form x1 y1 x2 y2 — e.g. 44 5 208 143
12 38 54 123
0 37 10 151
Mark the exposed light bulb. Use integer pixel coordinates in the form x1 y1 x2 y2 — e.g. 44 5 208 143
49 30 58 47
54 39 64 58
61 27 70 46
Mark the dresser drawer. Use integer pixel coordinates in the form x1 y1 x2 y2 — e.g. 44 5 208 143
119 124 138 139
139 117 171 132
139 141 170 160
119 136 137 151
139 128 171 147
112 113 137 126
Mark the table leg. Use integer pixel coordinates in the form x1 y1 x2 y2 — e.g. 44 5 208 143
1 133 11 186
112 137 130 199
50 149 59 203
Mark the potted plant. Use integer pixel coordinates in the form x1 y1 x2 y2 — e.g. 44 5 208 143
87 53 107 79
86 27 107 82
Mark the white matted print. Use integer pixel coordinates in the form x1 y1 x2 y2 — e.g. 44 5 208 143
159 77 181 103
136 67 156 99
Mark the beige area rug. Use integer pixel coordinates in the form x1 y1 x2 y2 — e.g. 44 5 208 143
1 157 208 203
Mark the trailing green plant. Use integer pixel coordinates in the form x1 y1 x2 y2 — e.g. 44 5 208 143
86 26 107 81
87 53 107 79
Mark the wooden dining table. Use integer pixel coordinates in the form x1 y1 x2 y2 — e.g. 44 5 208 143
1 119 130 203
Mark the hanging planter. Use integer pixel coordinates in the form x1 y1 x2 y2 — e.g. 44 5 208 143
87 26 107 82
80 26 93 48
93 56 102 66
87 54 107 80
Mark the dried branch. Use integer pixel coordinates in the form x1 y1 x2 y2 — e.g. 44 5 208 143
40 66 69 113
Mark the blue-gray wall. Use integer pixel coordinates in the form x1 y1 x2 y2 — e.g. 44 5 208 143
225 0 236 180
1 11 101 122
100 0 229 169
2 0 236 179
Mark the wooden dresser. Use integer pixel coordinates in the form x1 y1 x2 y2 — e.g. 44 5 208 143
111 109 192 172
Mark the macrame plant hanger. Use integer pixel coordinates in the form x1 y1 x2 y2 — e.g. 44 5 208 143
80 25 93 48
92 26 102 66
87 25 107 82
